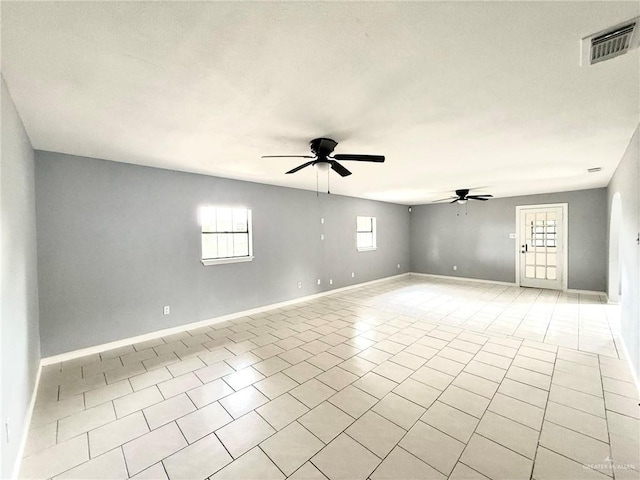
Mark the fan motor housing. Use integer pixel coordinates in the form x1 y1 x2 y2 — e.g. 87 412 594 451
310 138 338 157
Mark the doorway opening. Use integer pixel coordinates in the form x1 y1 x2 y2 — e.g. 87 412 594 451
608 192 623 303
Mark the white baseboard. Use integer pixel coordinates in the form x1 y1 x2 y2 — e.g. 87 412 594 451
41 273 410 365
565 288 607 297
409 272 517 287
410 272 607 297
11 362 42 479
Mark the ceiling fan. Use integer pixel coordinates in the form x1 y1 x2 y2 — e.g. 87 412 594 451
262 137 385 177
433 188 493 204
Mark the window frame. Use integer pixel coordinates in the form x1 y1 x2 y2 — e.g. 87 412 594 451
356 216 377 252
200 206 254 266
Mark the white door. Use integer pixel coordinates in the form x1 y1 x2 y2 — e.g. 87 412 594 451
517 205 566 290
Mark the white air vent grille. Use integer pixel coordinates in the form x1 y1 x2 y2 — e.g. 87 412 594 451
591 23 635 63
581 17 640 66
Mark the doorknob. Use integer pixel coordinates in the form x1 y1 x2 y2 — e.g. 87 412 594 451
521 244 528 254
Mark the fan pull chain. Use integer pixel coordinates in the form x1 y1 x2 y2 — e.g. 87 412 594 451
327 169 331 195
316 168 319 197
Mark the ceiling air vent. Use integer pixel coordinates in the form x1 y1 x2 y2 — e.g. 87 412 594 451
581 17 640 66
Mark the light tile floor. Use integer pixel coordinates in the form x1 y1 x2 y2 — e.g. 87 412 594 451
20 276 640 479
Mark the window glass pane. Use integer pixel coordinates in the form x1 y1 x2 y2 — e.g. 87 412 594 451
357 232 374 248
233 233 249 257
357 216 372 232
201 207 216 233
202 234 218 259
233 209 248 232
217 233 231 258
217 208 233 232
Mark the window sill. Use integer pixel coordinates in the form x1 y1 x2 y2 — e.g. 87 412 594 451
201 256 254 266
357 247 377 252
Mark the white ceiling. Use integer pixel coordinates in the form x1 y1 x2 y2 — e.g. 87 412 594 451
2 1 639 204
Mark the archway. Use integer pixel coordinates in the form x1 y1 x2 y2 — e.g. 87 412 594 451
608 192 623 303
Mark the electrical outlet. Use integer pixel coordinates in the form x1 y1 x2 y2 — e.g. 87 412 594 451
317 279 321 285
453 265 457 271
509 233 516 239
329 279 333 285
351 272 355 278
163 306 170 315
297 281 302 289
320 234 325 240
321 218 324 224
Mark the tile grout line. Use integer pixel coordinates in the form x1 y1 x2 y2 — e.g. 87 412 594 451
22 278 631 480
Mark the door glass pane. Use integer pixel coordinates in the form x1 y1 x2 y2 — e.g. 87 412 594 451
547 253 557 266
526 252 535 265
547 267 557 280
536 266 546 279
526 266 535 278
536 253 546 264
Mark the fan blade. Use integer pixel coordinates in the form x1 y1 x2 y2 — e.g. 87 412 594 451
262 155 315 158
432 196 458 203
286 161 316 174
332 154 385 163
330 161 352 177
467 195 493 200
450 199 459 204
468 197 489 201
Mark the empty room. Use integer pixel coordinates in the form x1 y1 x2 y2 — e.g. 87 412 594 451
2 1 639 479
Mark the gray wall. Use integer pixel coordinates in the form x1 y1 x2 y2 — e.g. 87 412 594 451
35 151 410 357
410 188 607 292
607 124 639 385
1 78 41 478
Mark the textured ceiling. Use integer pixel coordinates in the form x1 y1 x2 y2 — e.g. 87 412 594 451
2 1 639 204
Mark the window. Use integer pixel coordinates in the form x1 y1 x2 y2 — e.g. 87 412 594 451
356 216 377 251
200 206 253 265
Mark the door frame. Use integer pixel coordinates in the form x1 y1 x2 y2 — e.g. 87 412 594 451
515 203 569 291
